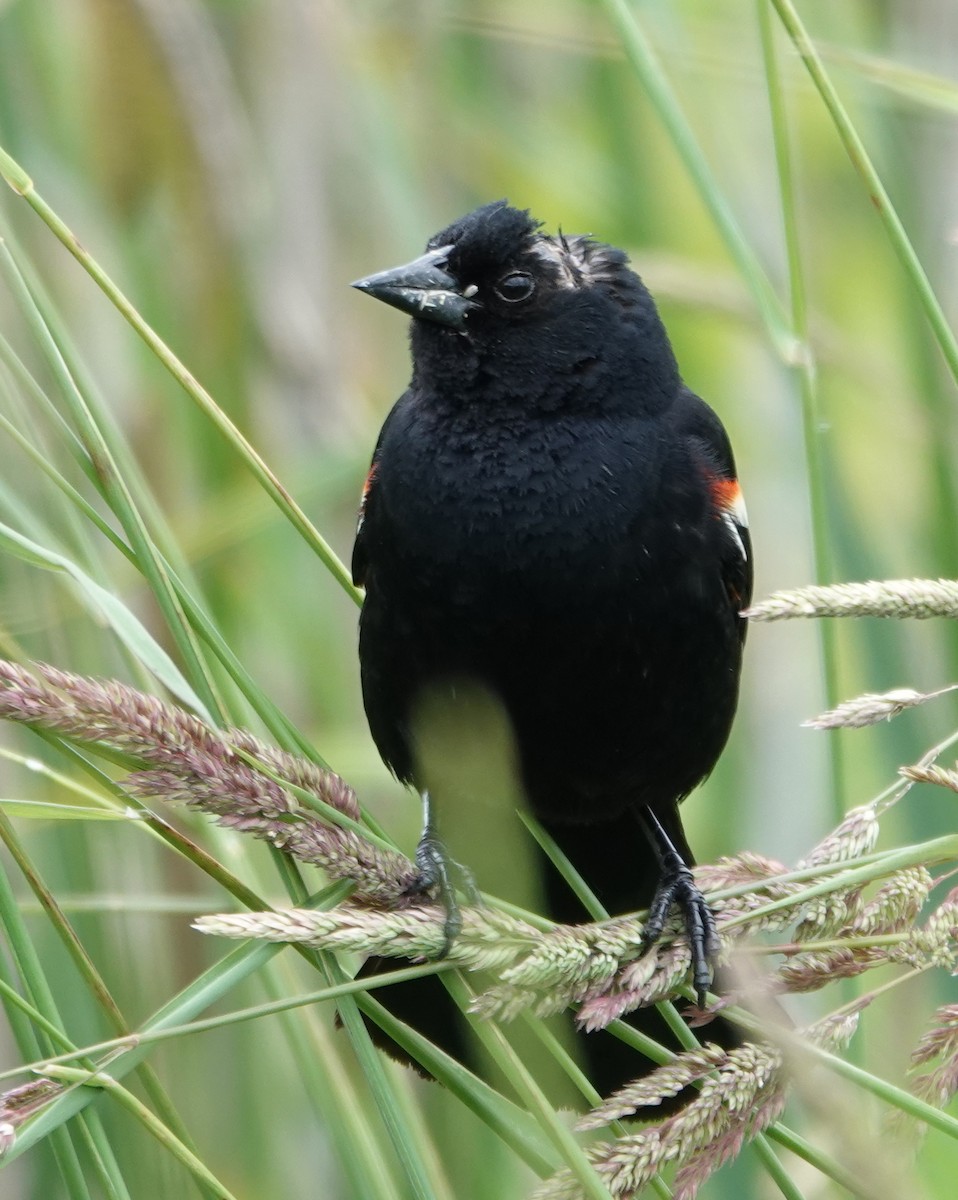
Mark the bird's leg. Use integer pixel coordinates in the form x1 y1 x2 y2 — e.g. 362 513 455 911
404 791 479 958
638 807 719 1007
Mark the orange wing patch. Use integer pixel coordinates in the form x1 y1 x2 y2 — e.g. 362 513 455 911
362 462 379 502
357 462 379 535
707 474 749 566
709 476 748 527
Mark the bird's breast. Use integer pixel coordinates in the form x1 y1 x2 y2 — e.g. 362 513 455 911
376 408 675 587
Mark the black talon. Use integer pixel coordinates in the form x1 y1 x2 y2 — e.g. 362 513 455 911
405 792 478 958
409 828 461 955
639 808 719 1007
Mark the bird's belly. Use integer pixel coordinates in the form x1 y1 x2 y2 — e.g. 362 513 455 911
362 418 739 815
362 531 739 821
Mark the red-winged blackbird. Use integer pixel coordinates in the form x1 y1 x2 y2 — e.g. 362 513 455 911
351 201 751 1096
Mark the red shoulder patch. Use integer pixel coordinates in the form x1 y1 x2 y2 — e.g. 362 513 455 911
708 475 748 530
362 462 379 503
357 462 378 536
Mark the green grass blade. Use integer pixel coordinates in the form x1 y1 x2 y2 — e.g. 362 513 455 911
599 0 794 354
770 0 958 386
0 519 211 717
0 143 359 606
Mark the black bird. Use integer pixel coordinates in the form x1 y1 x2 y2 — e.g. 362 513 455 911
351 201 751 1094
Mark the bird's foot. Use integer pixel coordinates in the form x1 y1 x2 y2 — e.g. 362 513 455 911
641 865 719 1007
404 827 479 959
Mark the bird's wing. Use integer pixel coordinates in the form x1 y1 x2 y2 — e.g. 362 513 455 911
351 462 375 589
674 388 753 630
711 474 752 637
352 417 390 590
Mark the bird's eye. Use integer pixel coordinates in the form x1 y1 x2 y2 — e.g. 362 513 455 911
493 271 536 304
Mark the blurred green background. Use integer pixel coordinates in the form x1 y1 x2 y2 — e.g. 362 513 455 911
0 1 956 1197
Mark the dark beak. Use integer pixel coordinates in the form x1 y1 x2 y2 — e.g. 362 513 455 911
352 245 476 330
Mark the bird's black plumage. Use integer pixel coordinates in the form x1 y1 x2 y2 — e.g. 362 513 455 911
351 200 752 1097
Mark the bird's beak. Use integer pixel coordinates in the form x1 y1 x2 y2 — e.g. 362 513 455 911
352 245 477 330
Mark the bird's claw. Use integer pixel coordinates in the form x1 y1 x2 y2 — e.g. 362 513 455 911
641 864 719 1008
405 830 479 958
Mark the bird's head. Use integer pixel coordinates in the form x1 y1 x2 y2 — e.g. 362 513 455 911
352 200 679 413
